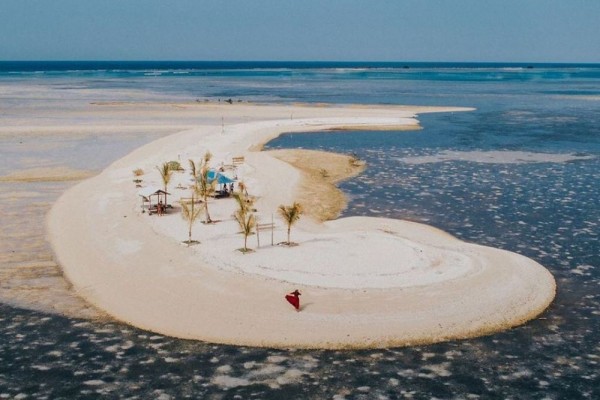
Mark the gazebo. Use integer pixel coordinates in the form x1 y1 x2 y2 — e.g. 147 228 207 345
138 186 171 213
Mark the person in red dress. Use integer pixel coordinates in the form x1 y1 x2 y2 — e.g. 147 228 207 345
285 290 301 311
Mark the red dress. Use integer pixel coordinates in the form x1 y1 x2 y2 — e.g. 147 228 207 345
285 290 301 310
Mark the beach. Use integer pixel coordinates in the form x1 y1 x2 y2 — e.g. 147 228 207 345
46 102 556 349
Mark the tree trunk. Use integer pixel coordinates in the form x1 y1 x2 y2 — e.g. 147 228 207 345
204 194 211 223
287 226 291 244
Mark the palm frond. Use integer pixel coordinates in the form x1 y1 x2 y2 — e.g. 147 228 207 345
156 162 172 189
180 200 203 222
232 192 251 215
234 208 255 251
188 159 197 179
278 202 303 224
203 150 212 166
235 210 255 234
180 198 204 245
195 166 216 223
278 202 303 244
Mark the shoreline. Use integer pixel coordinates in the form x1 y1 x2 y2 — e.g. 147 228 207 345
47 103 556 349
267 149 366 221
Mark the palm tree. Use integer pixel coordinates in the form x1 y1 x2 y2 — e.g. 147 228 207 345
234 208 256 253
156 162 172 205
278 202 303 245
232 192 251 215
180 197 204 246
196 166 216 223
189 151 212 185
189 151 216 223
232 192 257 252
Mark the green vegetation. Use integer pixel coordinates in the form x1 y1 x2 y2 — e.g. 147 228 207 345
167 161 183 171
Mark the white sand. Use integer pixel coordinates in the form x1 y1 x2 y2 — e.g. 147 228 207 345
47 103 555 349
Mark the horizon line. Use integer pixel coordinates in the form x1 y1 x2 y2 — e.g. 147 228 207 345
1 60 600 65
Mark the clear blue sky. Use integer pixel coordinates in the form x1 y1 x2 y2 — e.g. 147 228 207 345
1 0 599 62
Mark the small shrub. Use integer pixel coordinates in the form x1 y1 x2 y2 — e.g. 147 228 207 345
133 168 144 176
167 161 183 171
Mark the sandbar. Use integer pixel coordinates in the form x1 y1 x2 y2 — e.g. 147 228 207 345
47 103 555 349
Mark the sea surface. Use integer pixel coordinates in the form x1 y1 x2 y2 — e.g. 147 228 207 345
1 62 599 399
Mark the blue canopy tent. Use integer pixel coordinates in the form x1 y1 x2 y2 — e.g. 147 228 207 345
205 169 236 185
201 169 236 198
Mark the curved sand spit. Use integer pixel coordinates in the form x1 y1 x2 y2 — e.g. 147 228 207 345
48 105 556 349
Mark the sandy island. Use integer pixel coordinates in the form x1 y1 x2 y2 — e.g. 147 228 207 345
47 103 556 349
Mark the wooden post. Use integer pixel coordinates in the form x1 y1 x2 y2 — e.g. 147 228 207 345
256 217 260 248
271 213 274 246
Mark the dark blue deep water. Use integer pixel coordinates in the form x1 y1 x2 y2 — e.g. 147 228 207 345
1 62 599 399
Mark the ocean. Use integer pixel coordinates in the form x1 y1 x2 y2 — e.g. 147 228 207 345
1 62 599 399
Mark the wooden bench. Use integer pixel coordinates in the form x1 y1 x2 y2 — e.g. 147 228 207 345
232 156 245 166
257 222 275 231
256 222 276 247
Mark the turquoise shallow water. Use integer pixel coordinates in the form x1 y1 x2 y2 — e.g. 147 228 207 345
1 63 599 399
2 61 599 107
